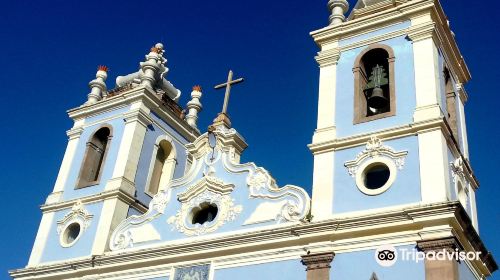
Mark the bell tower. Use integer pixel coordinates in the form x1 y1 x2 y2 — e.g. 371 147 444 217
307 1 498 278
309 0 497 278
27 43 202 266
310 0 476 221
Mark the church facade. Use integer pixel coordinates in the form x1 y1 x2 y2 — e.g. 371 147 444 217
10 0 497 279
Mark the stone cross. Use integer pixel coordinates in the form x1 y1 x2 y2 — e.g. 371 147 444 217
214 70 244 115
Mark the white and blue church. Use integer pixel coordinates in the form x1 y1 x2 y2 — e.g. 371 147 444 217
9 0 498 279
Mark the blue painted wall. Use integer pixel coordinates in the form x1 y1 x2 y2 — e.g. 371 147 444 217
134 112 191 206
333 136 421 214
459 261 477 280
331 245 425 279
335 24 416 138
214 259 305 280
40 202 103 262
339 22 411 47
62 106 129 201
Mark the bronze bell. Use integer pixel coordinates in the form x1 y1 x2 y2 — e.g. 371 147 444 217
365 64 389 109
367 87 389 109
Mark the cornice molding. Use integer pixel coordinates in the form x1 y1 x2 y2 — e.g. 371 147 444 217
315 48 341 67
456 83 469 104
429 1 471 83
308 118 444 154
68 86 198 142
66 127 84 140
301 252 335 270
123 108 153 127
177 176 235 203
308 118 480 188
417 237 461 252
310 0 432 45
310 0 471 84
406 21 437 42
12 201 495 280
339 27 408 52
40 188 147 214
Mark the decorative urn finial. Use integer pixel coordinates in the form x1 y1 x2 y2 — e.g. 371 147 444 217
328 0 349 25
185 85 203 132
85 65 108 105
140 43 167 88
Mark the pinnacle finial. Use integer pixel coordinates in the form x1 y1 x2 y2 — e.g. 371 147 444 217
328 0 349 25
185 85 203 132
150 43 165 54
155 42 164 50
140 42 167 88
98 65 109 72
85 65 108 105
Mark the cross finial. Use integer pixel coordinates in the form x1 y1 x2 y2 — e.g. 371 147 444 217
213 70 244 128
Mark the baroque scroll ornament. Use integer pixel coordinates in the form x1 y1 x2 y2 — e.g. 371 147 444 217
246 168 305 222
167 188 242 236
344 136 408 177
56 200 93 235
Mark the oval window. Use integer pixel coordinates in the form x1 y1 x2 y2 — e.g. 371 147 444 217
61 222 81 247
191 202 218 225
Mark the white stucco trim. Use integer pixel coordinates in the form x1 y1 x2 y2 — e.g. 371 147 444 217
339 25 408 53
355 157 397 196
58 221 84 248
457 99 470 158
312 152 334 221
91 198 130 256
15 201 490 280
27 212 55 267
409 14 443 123
109 104 150 190
469 186 479 232
144 135 178 196
56 201 93 248
309 117 444 154
418 130 449 203
313 42 339 144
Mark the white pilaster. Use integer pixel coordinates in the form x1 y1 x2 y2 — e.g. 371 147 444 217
107 102 151 193
418 130 449 203
91 198 130 255
469 186 479 232
311 151 335 220
27 212 55 266
409 15 443 122
46 127 84 204
457 99 469 158
312 46 340 144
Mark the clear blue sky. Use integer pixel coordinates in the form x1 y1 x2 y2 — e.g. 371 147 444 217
0 0 498 279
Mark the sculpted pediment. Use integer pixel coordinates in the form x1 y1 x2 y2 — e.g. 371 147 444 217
110 124 311 251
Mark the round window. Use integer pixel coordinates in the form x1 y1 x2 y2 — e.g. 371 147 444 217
364 163 390 190
61 222 81 247
191 202 218 225
355 157 397 195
